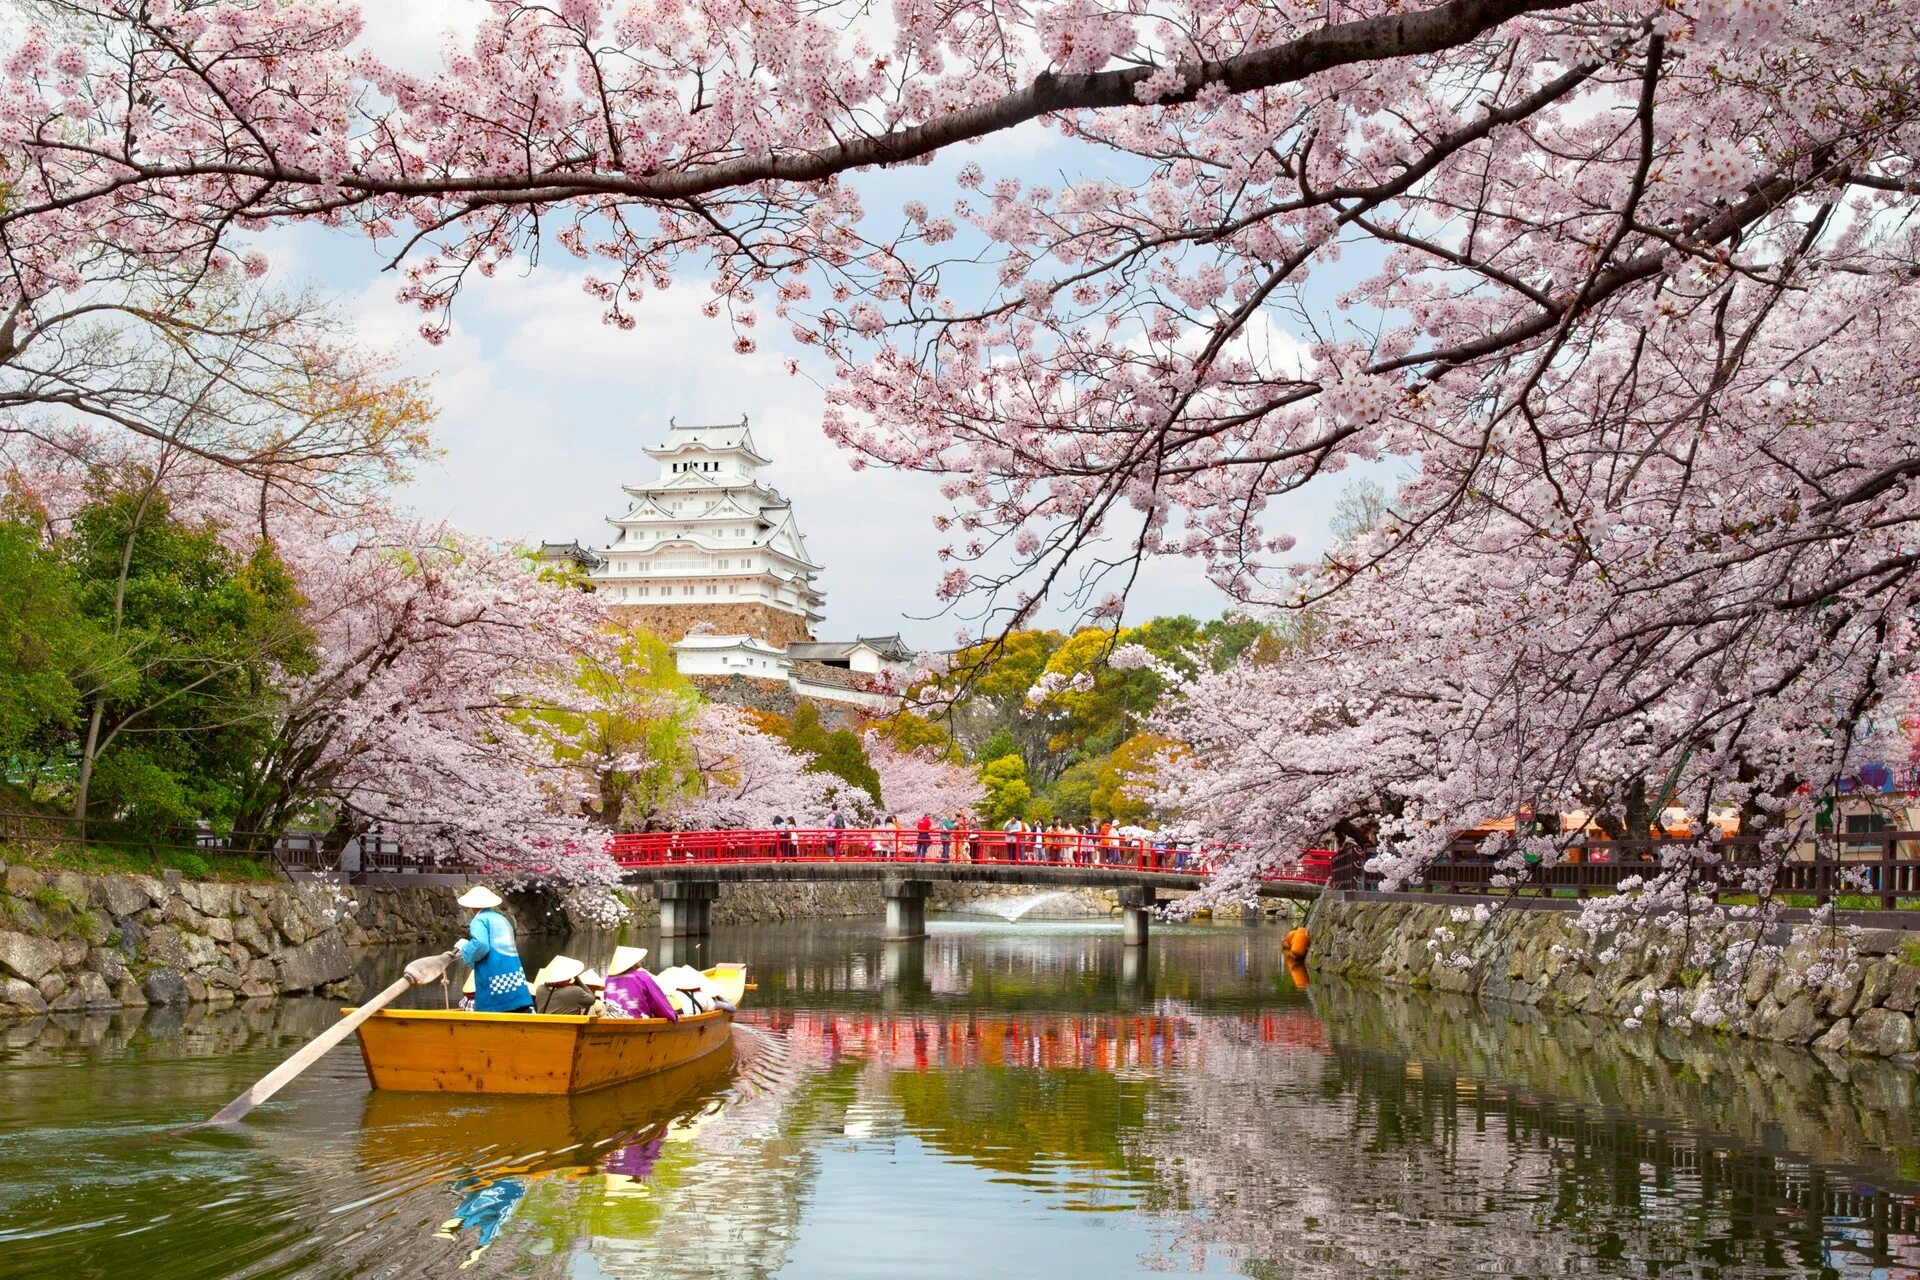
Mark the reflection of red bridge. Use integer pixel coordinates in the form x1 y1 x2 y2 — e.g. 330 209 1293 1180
610 828 1345 893
741 1009 1331 1072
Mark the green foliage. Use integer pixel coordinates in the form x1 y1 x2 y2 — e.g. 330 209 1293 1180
0 497 96 758
527 626 700 829
6 839 278 882
1047 758 1103 825
62 477 315 837
871 710 960 760
977 754 1032 826
923 610 1277 826
787 702 882 808
974 727 1019 766
940 631 1067 783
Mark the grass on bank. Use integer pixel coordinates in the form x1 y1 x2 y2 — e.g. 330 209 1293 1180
0 838 281 883
2 786 281 882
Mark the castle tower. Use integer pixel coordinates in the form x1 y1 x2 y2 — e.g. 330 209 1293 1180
591 417 823 645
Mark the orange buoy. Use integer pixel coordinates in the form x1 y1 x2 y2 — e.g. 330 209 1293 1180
1282 925 1311 959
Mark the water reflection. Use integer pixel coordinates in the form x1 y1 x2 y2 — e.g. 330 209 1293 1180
3 920 1920 1278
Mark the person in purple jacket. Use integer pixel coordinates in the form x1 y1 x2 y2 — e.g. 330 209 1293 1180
600 946 678 1020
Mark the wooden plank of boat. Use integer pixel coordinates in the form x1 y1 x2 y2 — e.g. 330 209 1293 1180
348 963 748 1096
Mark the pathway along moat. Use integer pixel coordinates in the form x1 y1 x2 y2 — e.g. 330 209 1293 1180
3 917 1919 1279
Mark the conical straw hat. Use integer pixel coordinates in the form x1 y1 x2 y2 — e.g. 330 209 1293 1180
655 965 709 993
607 945 648 976
456 885 502 909
534 955 586 987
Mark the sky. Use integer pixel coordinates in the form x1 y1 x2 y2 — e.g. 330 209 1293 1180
254 2 1394 646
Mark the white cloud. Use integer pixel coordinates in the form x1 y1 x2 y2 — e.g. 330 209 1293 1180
353 0 485 76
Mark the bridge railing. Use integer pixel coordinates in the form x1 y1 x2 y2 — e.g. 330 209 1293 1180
606 828 1336 883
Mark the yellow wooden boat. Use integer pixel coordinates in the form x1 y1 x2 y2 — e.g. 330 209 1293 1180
348 963 748 1096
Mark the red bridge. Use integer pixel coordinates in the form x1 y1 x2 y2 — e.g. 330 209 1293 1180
605 828 1349 944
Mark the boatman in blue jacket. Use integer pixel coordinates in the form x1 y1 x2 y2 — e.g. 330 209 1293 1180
452 885 534 1013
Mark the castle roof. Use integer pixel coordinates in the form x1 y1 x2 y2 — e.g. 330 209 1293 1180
642 416 768 464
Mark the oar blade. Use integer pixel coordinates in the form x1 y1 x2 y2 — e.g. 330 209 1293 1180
194 950 455 1128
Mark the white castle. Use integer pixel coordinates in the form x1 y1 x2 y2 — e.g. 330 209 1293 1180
588 417 824 638
542 416 910 711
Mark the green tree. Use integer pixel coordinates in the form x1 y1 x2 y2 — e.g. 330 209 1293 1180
786 701 882 809
1197 611 1272 670
938 630 1067 782
871 709 960 761
977 753 1032 826
972 727 1019 766
65 473 313 837
1044 757 1104 826
529 626 700 830
0 497 95 767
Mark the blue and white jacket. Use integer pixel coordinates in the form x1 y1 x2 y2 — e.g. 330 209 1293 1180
457 909 532 1012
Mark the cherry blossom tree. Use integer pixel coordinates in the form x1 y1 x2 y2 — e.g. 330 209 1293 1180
661 703 834 829
864 730 985 820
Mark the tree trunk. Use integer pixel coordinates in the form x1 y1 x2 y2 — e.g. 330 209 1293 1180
71 466 164 839
1622 776 1650 843
70 695 107 837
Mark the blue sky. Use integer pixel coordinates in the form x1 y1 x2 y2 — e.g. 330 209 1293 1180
257 2 1392 644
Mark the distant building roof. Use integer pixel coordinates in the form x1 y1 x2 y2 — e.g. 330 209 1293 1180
789 635 915 665
857 633 915 662
785 641 868 663
535 541 606 570
673 632 789 657
644 415 768 463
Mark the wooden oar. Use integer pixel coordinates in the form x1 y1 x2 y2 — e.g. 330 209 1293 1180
199 950 458 1126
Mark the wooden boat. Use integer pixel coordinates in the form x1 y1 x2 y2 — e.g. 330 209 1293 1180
347 963 748 1095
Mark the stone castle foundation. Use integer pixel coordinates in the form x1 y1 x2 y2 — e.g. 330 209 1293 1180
603 601 813 645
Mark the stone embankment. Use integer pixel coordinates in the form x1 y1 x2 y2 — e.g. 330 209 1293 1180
0 864 461 1020
1314 896 1920 1062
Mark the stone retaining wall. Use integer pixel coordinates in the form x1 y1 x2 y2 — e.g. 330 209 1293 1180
1314 896 1920 1062
0 864 463 1020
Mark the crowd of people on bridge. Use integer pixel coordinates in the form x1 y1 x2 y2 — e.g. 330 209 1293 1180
735 809 1212 870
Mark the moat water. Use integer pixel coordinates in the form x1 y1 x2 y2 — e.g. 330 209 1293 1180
3 916 1919 1278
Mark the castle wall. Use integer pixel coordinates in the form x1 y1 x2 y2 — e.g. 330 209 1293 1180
603 601 814 645
689 675 867 729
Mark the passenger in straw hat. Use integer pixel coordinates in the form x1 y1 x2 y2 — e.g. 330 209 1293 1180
458 972 476 1012
452 885 533 1013
533 954 595 1015
600 945 678 1020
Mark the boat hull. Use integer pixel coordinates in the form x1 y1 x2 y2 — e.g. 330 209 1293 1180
349 1007 734 1095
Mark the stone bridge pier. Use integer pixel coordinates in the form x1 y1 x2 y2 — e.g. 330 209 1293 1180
883 877 930 940
1118 885 1156 947
656 879 719 938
